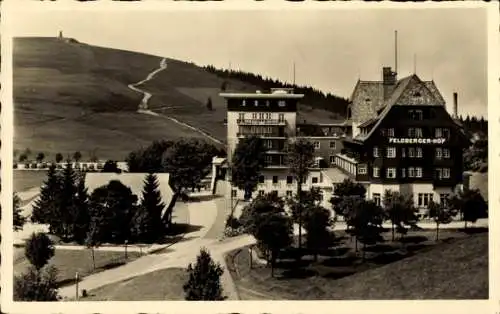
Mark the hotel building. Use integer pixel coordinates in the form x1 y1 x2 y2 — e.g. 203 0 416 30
338 67 470 215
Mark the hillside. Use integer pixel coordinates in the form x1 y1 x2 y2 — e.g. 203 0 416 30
14 37 348 161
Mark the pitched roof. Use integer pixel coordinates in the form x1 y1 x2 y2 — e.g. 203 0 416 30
353 74 448 142
85 173 174 213
350 75 446 125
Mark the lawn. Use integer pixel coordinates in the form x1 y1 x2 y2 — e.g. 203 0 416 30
81 267 187 301
14 170 47 193
14 247 142 287
225 229 488 300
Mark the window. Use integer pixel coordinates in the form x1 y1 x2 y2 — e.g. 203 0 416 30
436 128 450 138
418 193 433 207
358 165 367 175
440 193 450 205
272 176 278 184
380 128 386 136
408 127 423 138
286 176 293 184
254 100 259 106
408 147 416 158
265 155 272 164
408 167 415 178
258 190 265 196
387 128 395 137
278 100 286 107
329 141 336 149
436 147 442 159
232 189 237 197
329 156 336 164
313 141 320 149
242 100 246 106
416 147 423 158
259 175 265 183
286 190 293 198
401 147 406 158
386 168 397 179
373 146 379 157
416 167 423 178
373 193 381 206
278 113 284 122
409 109 423 120
312 177 319 184
264 139 273 149
373 167 380 178
386 147 396 158
443 148 450 159
239 113 245 121
436 168 451 179
401 168 406 178
265 100 270 107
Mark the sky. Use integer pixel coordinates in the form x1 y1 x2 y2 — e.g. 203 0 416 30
8 6 489 118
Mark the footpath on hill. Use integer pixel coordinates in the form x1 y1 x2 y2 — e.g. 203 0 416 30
128 58 224 145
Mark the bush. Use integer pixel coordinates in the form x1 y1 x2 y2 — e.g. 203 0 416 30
14 265 59 301
225 216 241 229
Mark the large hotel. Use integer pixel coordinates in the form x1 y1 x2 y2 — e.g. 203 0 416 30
220 66 470 217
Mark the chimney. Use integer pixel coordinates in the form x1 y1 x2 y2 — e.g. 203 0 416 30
453 92 458 118
383 67 397 100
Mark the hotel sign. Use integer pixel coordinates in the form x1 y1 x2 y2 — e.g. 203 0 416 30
388 138 446 144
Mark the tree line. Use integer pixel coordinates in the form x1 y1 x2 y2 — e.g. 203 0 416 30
458 115 487 136
203 64 349 118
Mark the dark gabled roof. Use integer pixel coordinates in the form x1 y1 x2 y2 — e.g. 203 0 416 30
350 75 446 127
353 74 450 142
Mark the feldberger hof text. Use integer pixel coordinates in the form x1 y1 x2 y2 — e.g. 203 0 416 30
388 138 447 144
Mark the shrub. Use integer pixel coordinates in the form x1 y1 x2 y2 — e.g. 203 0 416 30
225 216 241 229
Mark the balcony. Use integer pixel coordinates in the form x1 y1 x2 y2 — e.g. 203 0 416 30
237 119 287 126
237 133 286 138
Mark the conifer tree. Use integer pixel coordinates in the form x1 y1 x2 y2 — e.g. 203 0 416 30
13 193 26 231
58 161 78 240
72 176 90 243
140 173 165 240
31 165 61 227
183 248 225 300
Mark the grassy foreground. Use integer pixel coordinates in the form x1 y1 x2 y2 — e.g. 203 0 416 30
14 247 142 287
82 268 187 301
226 230 488 300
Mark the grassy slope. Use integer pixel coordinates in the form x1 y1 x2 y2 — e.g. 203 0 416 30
14 38 208 161
15 37 344 161
228 231 488 300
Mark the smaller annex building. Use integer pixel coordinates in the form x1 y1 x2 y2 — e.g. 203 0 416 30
84 173 174 217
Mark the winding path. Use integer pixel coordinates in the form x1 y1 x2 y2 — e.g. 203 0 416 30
127 58 224 145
